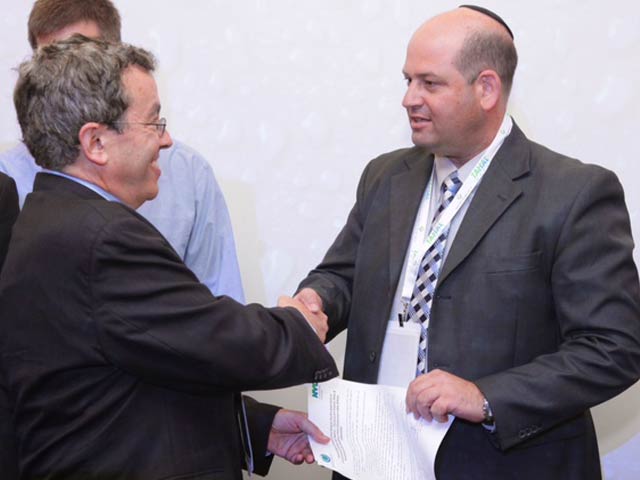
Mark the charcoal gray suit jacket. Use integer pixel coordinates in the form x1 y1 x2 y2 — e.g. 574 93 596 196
0 172 18 271
299 122 640 479
0 171 19 479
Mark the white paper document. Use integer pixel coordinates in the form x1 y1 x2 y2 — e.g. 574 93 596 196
308 378 453 480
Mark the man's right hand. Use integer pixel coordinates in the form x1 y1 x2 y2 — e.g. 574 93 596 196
294 288 324 314
278 293 328 343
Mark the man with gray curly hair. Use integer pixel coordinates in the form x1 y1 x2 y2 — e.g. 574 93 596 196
0 0 245 304
15 36 157 180
13 36 163 207
0 36 338 480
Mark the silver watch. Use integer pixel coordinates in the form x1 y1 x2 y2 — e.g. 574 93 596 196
482 397 495 425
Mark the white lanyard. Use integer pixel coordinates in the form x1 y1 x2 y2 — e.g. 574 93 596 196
399 115 513 320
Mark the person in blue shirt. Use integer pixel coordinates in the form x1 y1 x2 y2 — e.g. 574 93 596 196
0 0 244 301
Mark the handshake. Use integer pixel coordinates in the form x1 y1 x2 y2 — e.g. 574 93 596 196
278 288 327 342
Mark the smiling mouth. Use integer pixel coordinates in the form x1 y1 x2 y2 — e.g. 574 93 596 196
409 116 432 129
150 158 161 176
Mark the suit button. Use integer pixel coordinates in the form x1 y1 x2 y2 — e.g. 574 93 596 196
369 351 377 363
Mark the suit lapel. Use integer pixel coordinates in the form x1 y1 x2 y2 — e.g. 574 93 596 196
439 124 531 284
389 151 434 292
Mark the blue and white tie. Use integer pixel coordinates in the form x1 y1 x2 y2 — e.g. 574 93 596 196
410 171 462 375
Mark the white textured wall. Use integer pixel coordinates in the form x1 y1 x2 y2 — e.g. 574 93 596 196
1 1 639 479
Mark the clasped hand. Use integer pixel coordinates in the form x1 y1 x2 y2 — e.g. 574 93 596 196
405 369 485 423
278 288 327 342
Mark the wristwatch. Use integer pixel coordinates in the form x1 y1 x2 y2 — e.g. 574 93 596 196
482 397 495 426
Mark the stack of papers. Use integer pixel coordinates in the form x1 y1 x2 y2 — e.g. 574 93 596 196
308 378 453 480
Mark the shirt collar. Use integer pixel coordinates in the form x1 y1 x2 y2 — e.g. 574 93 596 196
433 114 513 190
42 169 123 204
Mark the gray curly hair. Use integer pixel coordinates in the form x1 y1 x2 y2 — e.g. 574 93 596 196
14 35 156 170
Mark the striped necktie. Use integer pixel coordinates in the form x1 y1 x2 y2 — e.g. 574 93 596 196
410 171 462 375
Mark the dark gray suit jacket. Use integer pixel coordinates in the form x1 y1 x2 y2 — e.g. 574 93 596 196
299 123 640 479
0 173 338 480
0 172 18 271
0 172 19 479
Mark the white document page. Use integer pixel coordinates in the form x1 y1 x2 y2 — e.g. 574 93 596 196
308 378 453 480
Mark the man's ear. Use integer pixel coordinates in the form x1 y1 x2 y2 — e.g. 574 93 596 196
78 122 109 166
474 70 502 111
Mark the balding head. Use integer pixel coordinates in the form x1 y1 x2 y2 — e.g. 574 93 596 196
401 7 516 163
413 8 517 96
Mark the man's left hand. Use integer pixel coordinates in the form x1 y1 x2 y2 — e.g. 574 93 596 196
268 409 330 465
405 369 485 423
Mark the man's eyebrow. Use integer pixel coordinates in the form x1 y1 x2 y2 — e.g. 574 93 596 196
403 71 439 79
146 102 161 119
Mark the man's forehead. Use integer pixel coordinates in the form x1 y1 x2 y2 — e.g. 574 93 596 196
122 66 161 116
36 20 102 47
122 65 156 89
405 30 460 66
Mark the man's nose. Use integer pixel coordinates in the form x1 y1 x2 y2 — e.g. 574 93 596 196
402 82 422 110
160 129 173 149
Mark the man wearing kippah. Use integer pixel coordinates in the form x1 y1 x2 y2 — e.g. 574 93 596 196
295 6 640 479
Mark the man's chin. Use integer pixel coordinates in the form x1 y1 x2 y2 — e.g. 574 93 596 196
411 133 436 149
147 186 159 201
137 185 160 208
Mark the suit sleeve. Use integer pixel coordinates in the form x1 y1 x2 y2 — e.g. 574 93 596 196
475 166 640 450
90 213 337 394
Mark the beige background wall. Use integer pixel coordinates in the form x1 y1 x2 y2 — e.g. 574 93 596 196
1 1 639 478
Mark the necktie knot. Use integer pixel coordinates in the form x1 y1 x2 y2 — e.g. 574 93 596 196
434 171 462 219
441 171 462 205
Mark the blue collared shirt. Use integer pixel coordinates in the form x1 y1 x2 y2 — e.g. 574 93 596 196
0 141 245 302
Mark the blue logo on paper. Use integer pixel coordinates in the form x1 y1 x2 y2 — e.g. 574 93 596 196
311 382 319 399
321 454 331 464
